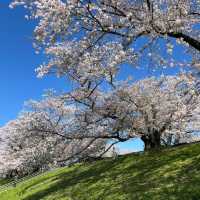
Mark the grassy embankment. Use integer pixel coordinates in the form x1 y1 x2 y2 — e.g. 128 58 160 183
1 143 200 200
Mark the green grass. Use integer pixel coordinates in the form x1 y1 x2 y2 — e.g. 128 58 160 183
0 178 12 186
1 143 200 200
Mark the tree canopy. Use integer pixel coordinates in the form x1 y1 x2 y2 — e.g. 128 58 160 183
1 0 199 175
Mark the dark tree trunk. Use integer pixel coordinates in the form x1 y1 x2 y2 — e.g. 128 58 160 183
141 130 161 151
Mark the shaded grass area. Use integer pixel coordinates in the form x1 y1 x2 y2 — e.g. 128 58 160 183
0 178 13 186
1 143 200 200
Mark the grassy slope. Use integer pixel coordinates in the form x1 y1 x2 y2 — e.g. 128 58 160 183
1 143 200 200
0 179 12 186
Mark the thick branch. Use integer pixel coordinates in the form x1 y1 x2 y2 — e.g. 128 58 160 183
167 32 200 52
57 138 97 163
29 127 133 142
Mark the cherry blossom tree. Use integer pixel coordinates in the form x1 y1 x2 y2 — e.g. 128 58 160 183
7 1 200 155
66 73 200 150
2 74 199 163
10 0 200 88
0 96 106 177
0 73 200 177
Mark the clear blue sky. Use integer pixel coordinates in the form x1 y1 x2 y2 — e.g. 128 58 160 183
0 1 69 126
0 1 187 152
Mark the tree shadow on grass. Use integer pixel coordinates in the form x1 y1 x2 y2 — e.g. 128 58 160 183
18 169 72 197
123 145 200 200
22 157 127 200
22 144 200 200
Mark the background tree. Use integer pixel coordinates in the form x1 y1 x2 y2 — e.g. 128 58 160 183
0 96 106 177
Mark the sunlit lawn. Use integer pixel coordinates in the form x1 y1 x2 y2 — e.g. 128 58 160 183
1 143 200 200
